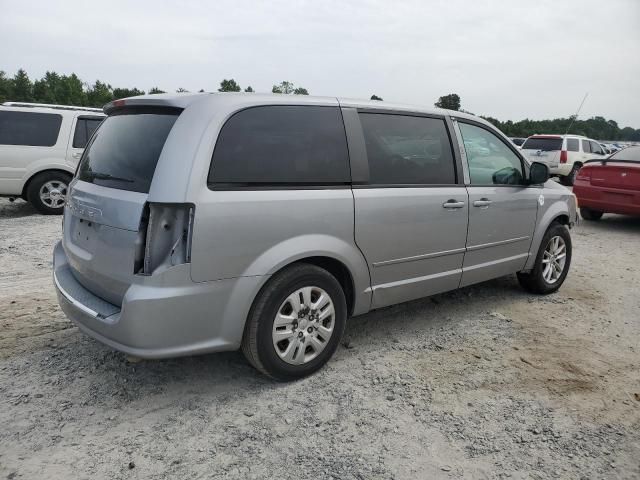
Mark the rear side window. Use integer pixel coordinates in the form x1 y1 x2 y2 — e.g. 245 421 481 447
210 106 350 187
566 138 579 152
358 113 456 185
582 140 591 153
72 117 103 148
77 109 180 193
0 110 62 147
521 137 563 151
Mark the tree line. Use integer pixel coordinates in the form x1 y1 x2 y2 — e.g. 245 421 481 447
1 69 637 141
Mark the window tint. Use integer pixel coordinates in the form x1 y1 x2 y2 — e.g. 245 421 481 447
0 110 62 147
459 123 525 185
610 146 640 161
566 138 579 152
582 139 591 153
72 117 103 149
77 110 179 193
590 141 603 155
521 137 563 151
358 113 455 185
210 106 350 186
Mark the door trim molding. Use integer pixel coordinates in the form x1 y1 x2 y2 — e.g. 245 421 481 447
372 247 466 267
466 235 530 252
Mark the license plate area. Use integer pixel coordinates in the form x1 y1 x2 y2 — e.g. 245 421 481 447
70 215 101 251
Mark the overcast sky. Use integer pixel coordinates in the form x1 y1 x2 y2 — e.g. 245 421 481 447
1 0 639 126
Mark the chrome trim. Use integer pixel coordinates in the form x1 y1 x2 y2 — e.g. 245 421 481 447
372 247 466 268
53 270 102 319
466 236 530 252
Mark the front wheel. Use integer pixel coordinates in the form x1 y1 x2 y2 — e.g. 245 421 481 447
241 263 347 381
580 207 603 221
517 223 572 294
26 171 71 215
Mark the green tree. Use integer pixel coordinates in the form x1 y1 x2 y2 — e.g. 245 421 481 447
293 87 309 95
218 79 241 92
11 69 33 102
176 87 189 93
0 71 12 102
434 93 460 111
149 87 165 94
112 87 145 99
244 86 254 92
272 81 295 94
370 94 383 101
86 80 113 107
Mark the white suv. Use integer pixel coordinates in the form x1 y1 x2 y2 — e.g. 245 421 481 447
0 102 105 214
520 134 607 185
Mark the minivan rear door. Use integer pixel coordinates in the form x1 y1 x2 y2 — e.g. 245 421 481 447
63 107 180 305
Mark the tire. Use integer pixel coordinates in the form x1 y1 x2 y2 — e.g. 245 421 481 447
26 171 72 215
517 222 572 294
580 207 603 221
560 164 580 186
241 263 347 381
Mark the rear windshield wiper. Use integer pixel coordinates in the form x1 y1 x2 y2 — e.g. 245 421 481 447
86 172 134 183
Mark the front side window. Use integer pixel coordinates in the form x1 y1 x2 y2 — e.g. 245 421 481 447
209 106 350 186
566 138 579 152
459 123 525 185
77 109 179 193
0 110 62 147
358 113 456 184
582 139 591 153
590 141 603 155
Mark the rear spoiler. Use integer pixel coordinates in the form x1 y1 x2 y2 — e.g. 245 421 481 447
103 93 206 115
584 158 640 166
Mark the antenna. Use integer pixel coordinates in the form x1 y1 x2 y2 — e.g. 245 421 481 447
564 92 588 135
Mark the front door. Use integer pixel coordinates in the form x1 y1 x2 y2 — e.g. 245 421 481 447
350 111 468 308
456 121 540 287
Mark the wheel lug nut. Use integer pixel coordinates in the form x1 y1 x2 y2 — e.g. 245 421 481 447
307 327 313 333
298 331 303 338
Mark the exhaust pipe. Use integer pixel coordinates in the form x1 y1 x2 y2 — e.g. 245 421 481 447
9 197 15 202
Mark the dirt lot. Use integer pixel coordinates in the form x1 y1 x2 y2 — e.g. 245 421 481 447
0 197 639 480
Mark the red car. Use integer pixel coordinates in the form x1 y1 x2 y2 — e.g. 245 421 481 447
573 146 640 220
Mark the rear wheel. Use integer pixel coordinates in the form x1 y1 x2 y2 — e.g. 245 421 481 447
580 207 603 221
26 171 71 215
517 223 572 294
241 263 347 381
560 163 581 186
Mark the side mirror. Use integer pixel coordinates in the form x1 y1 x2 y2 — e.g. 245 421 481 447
529 162 549 185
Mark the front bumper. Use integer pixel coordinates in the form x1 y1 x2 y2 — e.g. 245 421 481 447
53 241 264 358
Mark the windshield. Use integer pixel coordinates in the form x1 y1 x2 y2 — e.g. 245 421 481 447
609 146 640 162
521 137 563 151
77 109 180 193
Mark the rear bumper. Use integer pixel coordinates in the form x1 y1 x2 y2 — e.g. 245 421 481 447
574 184 640 216
53 241 264 358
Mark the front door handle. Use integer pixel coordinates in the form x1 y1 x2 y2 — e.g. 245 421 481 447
442 200 465 209
473 198 492 208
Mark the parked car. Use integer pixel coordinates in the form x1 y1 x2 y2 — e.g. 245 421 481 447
510 137 526 147
520 134 607 186
53 93 578 380
574 146 640 220
0 102 104 214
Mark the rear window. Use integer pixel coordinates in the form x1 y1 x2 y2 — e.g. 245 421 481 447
209 106 350 187
0 110 62 147
77 109 180 193
609 146 640 161
521 137 563 151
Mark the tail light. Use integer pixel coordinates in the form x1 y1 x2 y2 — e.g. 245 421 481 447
575 167 591 182
134 203 194 275
559 150 568 163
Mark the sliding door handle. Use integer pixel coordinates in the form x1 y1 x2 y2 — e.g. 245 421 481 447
442 200 465 209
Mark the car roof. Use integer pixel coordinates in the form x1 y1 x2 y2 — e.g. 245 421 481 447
103 92 489 126
528 134 590 139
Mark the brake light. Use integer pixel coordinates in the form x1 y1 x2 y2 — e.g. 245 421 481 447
560 150 568 163
575 167 591 182
135 203 194 275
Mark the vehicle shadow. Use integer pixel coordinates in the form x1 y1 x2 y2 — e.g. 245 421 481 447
580 214 640 233
0 198 39 219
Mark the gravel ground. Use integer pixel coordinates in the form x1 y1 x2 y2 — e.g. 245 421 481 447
0 197 639 480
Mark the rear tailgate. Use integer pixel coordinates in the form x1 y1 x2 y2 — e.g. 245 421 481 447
63 107 181 305
520 136 563 168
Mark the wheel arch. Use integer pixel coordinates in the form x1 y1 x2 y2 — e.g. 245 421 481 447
524 203 572 271
21 167 74 199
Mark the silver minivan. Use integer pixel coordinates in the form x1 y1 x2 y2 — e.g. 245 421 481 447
53 93 578 380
